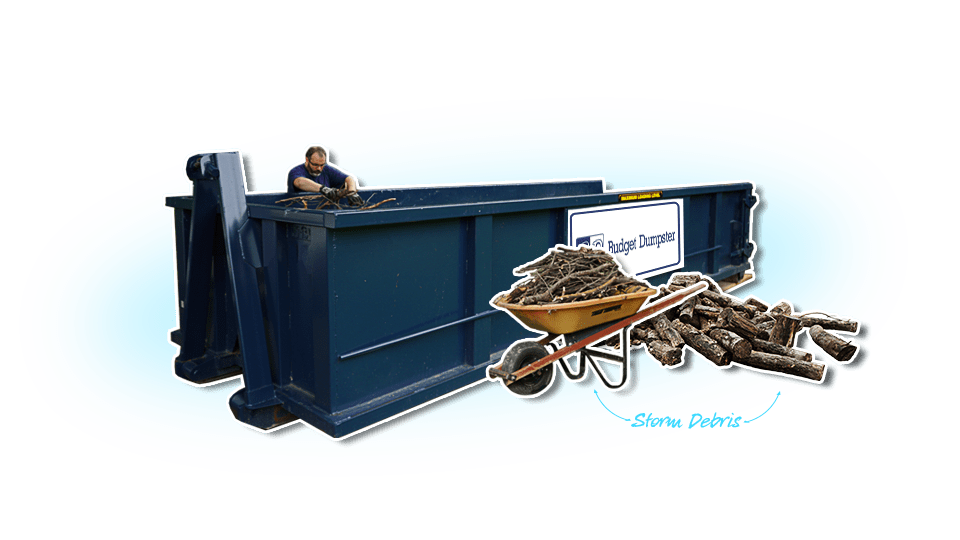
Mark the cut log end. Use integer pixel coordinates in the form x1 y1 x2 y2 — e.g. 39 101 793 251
809 325 859 362
769 301 793 317
770 315 802 348
647 340 684 366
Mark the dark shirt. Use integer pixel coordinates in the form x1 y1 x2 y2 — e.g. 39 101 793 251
287 163 349 193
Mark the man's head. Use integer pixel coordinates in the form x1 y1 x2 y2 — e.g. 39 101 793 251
305 146 327 176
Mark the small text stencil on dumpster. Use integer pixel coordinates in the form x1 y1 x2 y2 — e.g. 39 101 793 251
568 200 684 279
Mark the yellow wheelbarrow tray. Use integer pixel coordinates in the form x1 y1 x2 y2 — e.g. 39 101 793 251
489 282 708 396
493 284 658 335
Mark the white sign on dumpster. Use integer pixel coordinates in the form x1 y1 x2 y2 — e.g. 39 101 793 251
567 199 684 278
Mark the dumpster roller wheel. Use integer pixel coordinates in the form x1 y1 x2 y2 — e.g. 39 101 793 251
502 341 554 397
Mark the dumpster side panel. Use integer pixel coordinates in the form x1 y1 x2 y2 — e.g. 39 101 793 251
326 220 470 410
463 215 493 368
259 220 284 386
275 222 331 407
489 209 565 352
681 188 753 279
681 193 717 276
713 191 737 274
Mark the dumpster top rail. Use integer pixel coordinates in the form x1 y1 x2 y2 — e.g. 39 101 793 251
166 179 755 229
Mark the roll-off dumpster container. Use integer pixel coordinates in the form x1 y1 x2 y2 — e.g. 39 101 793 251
167 152 757 437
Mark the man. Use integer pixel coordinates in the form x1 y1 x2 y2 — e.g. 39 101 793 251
288 146 362 205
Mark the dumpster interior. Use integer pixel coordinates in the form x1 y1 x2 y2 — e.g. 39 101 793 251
252 179 607 210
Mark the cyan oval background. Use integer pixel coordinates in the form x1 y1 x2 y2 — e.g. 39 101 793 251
20 98 907 476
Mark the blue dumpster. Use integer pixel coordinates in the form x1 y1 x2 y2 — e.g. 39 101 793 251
167 152 757 438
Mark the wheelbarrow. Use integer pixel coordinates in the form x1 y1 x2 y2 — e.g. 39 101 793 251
488 282 708 396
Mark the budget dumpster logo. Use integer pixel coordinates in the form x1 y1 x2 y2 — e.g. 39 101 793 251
575 234 605 248
607 230 678 256
568 200 684 278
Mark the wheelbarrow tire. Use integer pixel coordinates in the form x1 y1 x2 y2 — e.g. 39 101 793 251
502 341 554 396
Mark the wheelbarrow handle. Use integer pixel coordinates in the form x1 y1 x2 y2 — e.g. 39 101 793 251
487 368 516 382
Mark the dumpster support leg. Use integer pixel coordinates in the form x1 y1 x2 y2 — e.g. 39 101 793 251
184 153 297 430
174 163 243 383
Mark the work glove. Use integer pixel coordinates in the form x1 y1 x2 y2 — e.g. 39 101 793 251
345 193 364 207
319 186 339 199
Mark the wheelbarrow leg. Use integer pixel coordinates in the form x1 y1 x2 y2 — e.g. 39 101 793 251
579 326 631 389
540 333 589 381
555 343 589 381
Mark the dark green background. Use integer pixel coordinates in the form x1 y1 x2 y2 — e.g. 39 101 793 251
7 2 957 538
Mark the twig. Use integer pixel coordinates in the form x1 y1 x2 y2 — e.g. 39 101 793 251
275 193 397 211
362 198 397 210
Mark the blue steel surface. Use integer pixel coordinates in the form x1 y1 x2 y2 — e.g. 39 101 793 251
203 154 277 409
173 162 244 384
180 154 282 427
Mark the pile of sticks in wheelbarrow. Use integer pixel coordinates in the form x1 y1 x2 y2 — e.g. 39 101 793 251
615 273 860 383
503 246 648 305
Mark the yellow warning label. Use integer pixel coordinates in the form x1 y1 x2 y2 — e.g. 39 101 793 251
619 191 662 202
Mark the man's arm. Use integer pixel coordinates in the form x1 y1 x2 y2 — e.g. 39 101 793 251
344 175 358 193
293 165 360 195
293 175 359 198
321 163 358 194
293 176 325 193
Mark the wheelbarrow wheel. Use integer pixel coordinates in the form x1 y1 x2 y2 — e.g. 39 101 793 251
502 341 554 396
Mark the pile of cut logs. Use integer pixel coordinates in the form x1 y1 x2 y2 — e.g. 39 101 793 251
503 246 650 306
617 273 860 383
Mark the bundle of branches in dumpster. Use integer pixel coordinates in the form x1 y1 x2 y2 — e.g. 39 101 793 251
503 246 650 306
606 272 861 383
276 190 396 211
